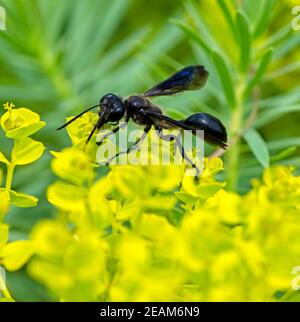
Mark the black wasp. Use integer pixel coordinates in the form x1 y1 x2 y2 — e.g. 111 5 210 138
57 65 227 177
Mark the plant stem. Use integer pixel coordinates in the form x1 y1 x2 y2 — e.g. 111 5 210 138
5 164 15 190
226 108 242 191
226 84 244 191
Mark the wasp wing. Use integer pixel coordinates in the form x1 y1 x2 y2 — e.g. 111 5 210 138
144 65 208 97
146 110 227 149
145 110 190 129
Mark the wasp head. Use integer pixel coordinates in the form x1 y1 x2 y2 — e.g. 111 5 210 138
99 93 125 123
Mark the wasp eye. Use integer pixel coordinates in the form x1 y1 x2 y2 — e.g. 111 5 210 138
109 105 125 122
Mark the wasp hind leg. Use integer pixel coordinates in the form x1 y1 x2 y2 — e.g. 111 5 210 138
105 125 151 165
156 129 200 181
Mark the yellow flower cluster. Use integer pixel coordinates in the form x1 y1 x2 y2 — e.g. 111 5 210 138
1 108 300 301
0 103 45 212
25 151 300 301
0 103 45 301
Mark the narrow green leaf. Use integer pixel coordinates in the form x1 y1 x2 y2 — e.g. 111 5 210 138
211 50 236 108
259 89 300 110
253 0 275 38
171 18 211 55
183 0 222 53
270 146 297 163
77 27 149 90
280 157 300 167
89 0 131 57
268 137 300 151
244 128 270 168
216 0 237 40
274 33 300 60
264 60 300 82
243 0 264 24
236 10 251 72
244 47 273 96
262 25 290 49
255 104 300 128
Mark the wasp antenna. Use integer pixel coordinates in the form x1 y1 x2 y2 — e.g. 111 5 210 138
56 104 99 130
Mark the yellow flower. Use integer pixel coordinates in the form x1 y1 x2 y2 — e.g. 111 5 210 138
65 111 99 145
51 148 94 186
205 189 242 225
1 103 45 138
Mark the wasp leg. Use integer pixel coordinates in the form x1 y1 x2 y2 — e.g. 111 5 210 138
105 125 151 165
96 122 127 146
157 129 200 181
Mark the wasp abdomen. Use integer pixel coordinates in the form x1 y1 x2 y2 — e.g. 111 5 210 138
183 112 227 148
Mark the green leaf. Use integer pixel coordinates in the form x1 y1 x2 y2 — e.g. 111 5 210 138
243 0 264 24
274 33 300 60
244 48 273 96
270 146 297 163
77 27 149 89
2 240 35 271
8 190 38 208
12 137 45 165
260 89 300 110
182 0 222 53
216 0 237 40
264 60 300 82
236 10 251 72
268 137 300 151
253 0 275 38
262 25 290 50
171 18 211 55
211 50 236 108
255 104 300 128
0 151 10 165
244 128 270 168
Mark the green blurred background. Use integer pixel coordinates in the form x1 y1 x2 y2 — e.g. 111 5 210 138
0 0 300 300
